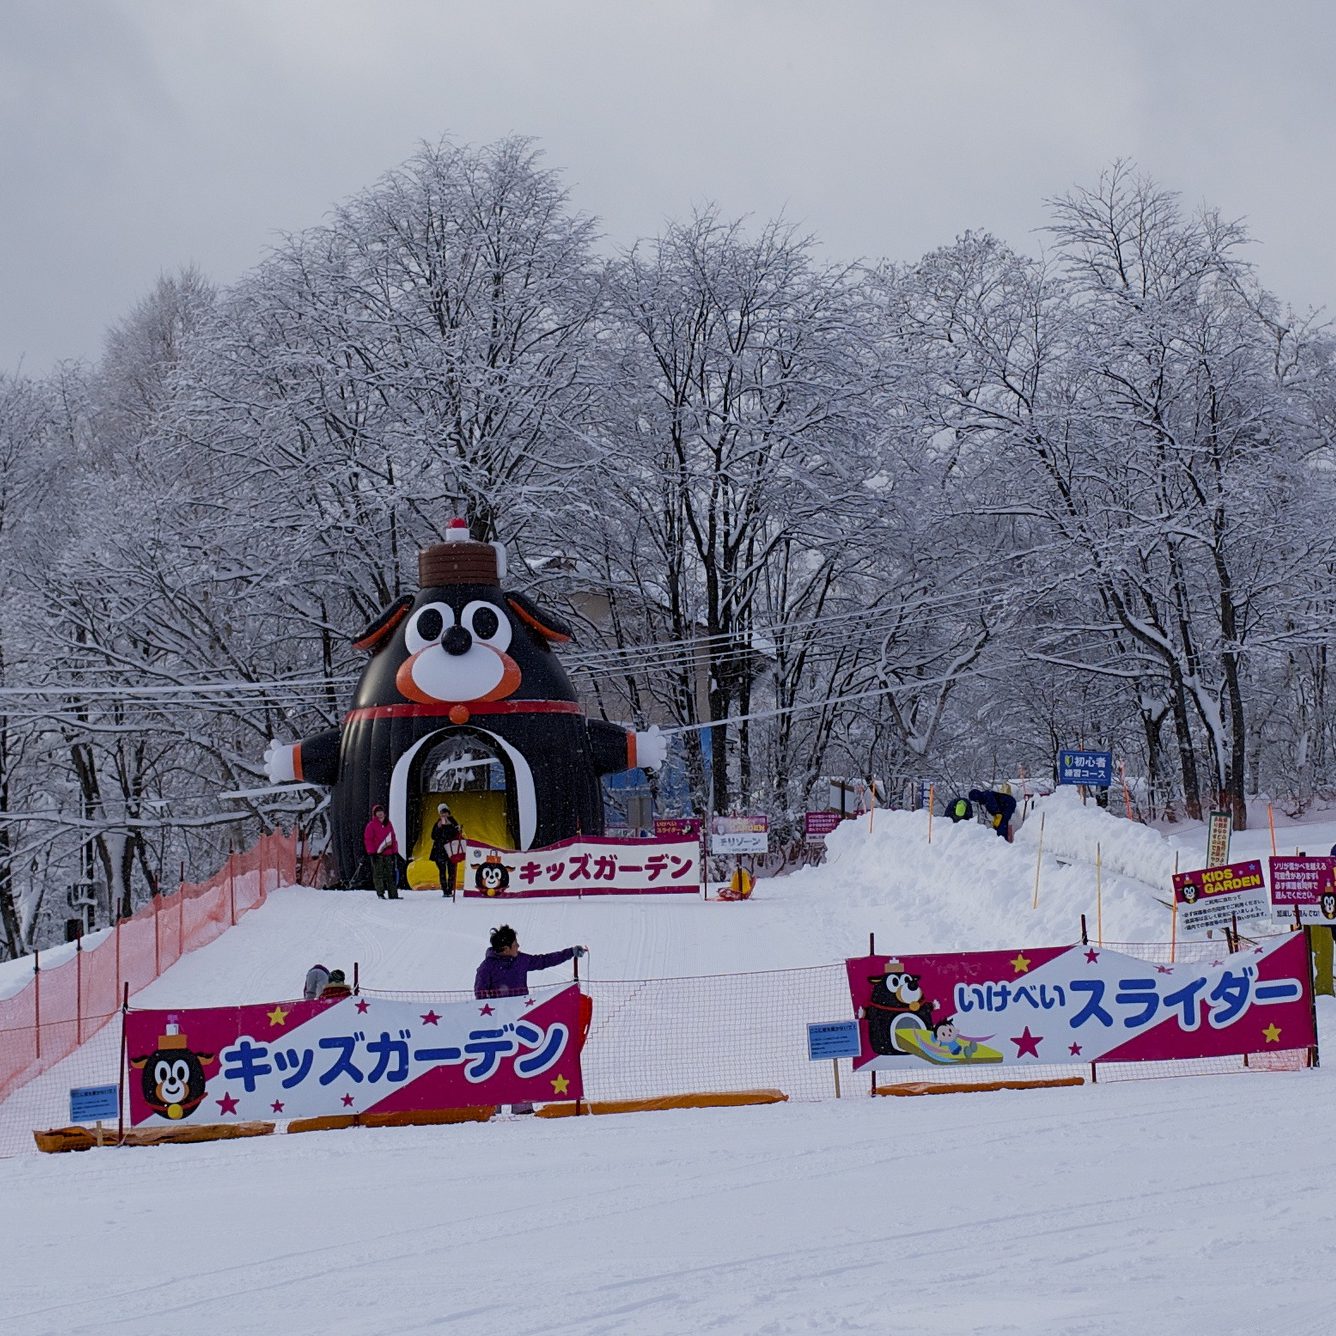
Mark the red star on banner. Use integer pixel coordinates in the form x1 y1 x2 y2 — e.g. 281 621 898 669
421 1010 441 1025
525 997 536 1006
479 1003 495 1016
217 1093 239 1115
271 1100 285 1114
1084 949 1100 963
1156 965 1174 975
1211 960 1223 968
1010 1026 1042 1058
1068 1042 1082 1056
341 1094 355 1108
355 999 370 1014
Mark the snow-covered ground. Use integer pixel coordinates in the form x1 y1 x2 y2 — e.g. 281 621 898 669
2 791 1335 1335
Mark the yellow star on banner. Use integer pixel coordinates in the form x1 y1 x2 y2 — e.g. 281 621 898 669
267 1005 289 1027
1010 953 1031 974
1263 1022 1282 1044
551 1074 570 1094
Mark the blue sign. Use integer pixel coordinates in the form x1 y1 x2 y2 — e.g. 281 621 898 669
1057 749 1113 787
69 1083 119 1123
806 1020 862 1061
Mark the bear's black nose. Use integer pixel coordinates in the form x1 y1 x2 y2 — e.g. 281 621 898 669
442 625 473 656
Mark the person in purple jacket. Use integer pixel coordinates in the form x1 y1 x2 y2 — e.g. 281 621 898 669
473 924 586 999
474 924 586 1116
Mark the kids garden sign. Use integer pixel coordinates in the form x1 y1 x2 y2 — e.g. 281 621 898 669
1172 860 1268 935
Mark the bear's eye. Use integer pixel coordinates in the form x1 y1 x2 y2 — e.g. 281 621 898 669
172 1060 190 1084
406 602 456 654
154 1060 172 1084
462 600 511 652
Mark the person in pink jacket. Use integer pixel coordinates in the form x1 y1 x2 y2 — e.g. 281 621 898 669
363 805 400 899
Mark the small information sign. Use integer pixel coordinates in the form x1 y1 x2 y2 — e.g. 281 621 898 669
1205 810 1233 868
1057 750 1113 787
654 817 702 839
710 815 769 855
803 811 843 845
806 1020 862 1062
1268 855 1336 925
69 1083 119 1124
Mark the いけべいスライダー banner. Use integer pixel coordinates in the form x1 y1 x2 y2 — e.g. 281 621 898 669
846 935 1312 1071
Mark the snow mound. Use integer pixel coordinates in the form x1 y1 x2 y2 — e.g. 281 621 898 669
767 797 1168 952
1015 785 1179 885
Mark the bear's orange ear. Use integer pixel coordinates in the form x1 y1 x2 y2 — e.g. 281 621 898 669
506 592 573 643
352 596 414 652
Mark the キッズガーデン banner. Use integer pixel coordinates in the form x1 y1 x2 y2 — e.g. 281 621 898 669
845 935 1313 1071
125 985 584 1125
462 835 699 897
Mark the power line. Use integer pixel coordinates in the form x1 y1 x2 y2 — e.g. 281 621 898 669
0 590 1004 709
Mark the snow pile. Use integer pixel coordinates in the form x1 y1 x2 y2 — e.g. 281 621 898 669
1014 784 1180 885
771 798 1167 951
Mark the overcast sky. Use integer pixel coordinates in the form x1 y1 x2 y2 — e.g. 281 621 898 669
4 0 1335 372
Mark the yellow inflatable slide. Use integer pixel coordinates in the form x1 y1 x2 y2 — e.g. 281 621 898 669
406 790 510 889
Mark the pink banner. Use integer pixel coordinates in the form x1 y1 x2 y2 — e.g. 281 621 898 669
462 835 699 897
845 935 1313 1071
125 986 584 1125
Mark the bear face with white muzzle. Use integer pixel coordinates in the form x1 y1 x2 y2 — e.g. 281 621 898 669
264 519 666 885
396 598 521 705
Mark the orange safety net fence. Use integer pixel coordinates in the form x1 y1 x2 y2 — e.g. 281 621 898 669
0 830 299 1118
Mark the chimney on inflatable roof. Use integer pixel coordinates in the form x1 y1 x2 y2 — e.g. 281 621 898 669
417 517 508 587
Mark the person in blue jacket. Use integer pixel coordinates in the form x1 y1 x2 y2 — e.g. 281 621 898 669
968 788 1017 840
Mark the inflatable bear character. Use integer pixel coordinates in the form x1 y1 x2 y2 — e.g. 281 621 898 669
265 520 665 883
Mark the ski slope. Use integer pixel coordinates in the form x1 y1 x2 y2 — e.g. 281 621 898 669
3 791 1335 1335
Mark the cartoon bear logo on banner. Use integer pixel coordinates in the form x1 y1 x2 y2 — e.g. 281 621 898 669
264 519 666 884
862 960 936 1057
474 852 513 896
130 1019 216 1120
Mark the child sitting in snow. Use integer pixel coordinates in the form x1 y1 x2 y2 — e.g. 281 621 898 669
322 968 352 1000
